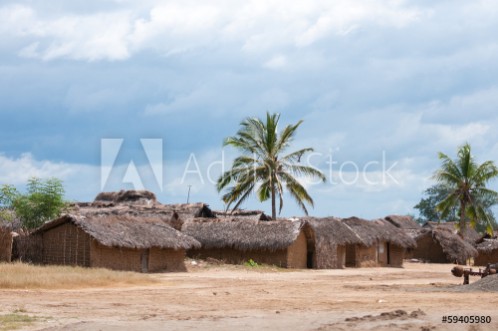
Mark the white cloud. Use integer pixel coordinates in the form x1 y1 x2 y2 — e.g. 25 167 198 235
1 1 426 62
0 153 76 184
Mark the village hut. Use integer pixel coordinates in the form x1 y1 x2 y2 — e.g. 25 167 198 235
182 218 309 268
474 239 498 266
384 215 422 259
0 226 13 262
412 227 478 264
384 215 421 238
340 217 417 267
301 217 363 269
73 190 215 230
422 221 480 245
32 214 200 272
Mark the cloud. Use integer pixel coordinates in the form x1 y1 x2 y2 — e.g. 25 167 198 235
1 1 426 62
0 153 77 184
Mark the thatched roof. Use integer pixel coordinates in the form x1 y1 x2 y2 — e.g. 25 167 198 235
74 190 214 218
95 190 157 205
416 227 478 262
476 239 498 254
422 221 480 244
213 209 270 221
182 218 303 251
302 217 363 246
341 217 417 248
385 215 421 229
34 214 200 250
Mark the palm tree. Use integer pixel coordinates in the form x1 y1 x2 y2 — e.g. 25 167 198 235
217 112 326 219
435 143 498 234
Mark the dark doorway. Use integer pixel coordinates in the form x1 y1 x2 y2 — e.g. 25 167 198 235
346 245 356 267
307 250 314 269
387 242 391 266
141 249 149 273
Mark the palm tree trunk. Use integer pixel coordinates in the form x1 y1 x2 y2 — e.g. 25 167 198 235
271 185 276 220
459 200 466 236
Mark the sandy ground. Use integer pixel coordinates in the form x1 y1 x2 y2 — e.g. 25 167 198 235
1 262 497 331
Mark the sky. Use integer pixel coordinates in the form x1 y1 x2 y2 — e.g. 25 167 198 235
1 0 498 219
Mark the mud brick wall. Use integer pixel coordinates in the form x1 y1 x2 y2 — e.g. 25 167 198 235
42 223 90 266
474 250 498 266
356 245 379 267
188 247 289 267
148 247 186 272
286 231 307 269
389 245 405 267
412 235 448 263
90 241 143 272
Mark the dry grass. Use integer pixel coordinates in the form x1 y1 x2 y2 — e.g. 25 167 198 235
0 263 159 289
0 313 38 331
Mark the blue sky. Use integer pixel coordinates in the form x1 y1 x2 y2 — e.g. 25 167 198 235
1 0 498 219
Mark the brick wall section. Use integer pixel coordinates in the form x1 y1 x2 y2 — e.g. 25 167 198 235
42 223 90 266
189 247 289 267
356 245 379 267
0 228 12 262
412 235 449 263
90 241 143 272
335 245 346 268
378 241 388 266
286 231 307 269
474 250 498 266
315 242 338 269
389 245 405 267
148 247 187 272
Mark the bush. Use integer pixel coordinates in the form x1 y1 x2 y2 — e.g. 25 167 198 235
0 177 67 230
244 259 259 267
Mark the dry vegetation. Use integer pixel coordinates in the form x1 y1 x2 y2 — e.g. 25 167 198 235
0 263 159 289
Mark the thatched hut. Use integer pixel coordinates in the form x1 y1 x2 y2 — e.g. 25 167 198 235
302 217 363 269
33 214 200 272
73 190 215 231
384 215 421 238
340 217 417 267
183 218 308 268
475 239 498 266
384 215 422 259
422 221 480 245
412 227 478 264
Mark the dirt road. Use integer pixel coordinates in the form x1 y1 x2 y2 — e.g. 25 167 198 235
1 262 497 330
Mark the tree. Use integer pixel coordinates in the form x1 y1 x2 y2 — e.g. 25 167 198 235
0 177 67 230
217 112 326 219
414 184 497 232
434 143 498 234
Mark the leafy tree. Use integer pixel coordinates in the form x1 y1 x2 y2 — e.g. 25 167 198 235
0 177 67 230
217 112 326 219
434 143 498 234
414 184 497 232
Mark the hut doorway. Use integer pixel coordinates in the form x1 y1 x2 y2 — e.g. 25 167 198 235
303 224 316 269
346 245 356 267
386 242 391 265
306 250 314 269
141 249 149 273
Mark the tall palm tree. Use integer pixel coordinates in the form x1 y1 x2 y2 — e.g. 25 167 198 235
217 112 326 219
435 143 498 234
